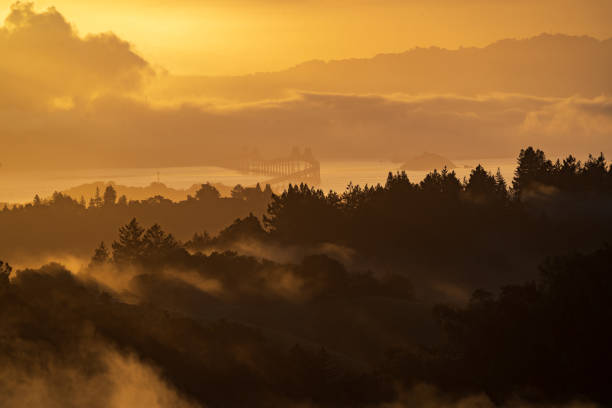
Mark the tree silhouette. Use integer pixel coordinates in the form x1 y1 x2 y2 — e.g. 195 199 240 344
112 218 146 264
0 260 11 291
494 168 508 200
117 195 128 206
89 186 103 208
196 183 221 201
420 167 462 196
143 223 178 255
264 183 342 243
90 241 110 266
466 165 497 198
231 184 246 200
214 213 266 245
103 185 117 206
513 147 552 198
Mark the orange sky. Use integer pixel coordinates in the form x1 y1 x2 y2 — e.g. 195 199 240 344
1 0 611 75
1 1 611 174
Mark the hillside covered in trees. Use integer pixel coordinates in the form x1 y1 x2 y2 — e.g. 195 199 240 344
2 147 612 407
0 183 273 262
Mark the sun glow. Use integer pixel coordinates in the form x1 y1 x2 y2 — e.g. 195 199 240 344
2 0 611 75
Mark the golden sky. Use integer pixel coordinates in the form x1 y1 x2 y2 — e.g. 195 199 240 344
1 1 611 174
1 0 611 75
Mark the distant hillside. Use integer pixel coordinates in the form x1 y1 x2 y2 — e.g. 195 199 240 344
62 181 234 203
150 34 612 102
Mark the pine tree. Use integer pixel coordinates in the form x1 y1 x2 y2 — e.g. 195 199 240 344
143 224 177 255
466 165 497 196
195 183 220 201
90 242 110 266
112 218 146 264
495 168 508 200
93 186 103 208
0 260 11 292
263 184 273 196
103 185 117 206
231 184 246 200
512 147 552 198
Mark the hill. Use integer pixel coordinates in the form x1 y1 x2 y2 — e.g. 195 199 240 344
150 34 612 102
62 181 234 203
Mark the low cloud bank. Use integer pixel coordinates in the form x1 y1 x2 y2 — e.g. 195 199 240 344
3 92 612 170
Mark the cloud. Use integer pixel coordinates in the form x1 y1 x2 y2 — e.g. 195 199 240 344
0 4 610 172
2 91 612 170
0 2 151 109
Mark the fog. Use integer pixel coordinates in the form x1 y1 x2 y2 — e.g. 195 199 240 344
0 343 199 408
2 1 612 407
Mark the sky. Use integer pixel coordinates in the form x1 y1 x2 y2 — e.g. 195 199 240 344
0 1 611 181
1 0 612 75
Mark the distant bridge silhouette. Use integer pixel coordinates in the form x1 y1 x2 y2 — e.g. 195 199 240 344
235 148 321 187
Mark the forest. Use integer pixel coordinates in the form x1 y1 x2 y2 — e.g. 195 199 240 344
1 146 612 407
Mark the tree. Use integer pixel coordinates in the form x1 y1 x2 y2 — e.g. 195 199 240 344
143 224 177 255
512 147 552 198
582 153 608 190
103 185 117 206
432 245 612 403
466 165 497 199
385 171 415 196
185 231 213 250
494 168 508 200
264 183 342 244
33 194 42 206
89 186 103 208
0 260 11 291
420 167 462 196
112 218 146 264
195 183 220 201
90 242 110 267
231 184 246 200
215 213 266 244
117 195 128 206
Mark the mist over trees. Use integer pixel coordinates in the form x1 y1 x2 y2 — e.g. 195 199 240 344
2 146 612 406
0 183 272 261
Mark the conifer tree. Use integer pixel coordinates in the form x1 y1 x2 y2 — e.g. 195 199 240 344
112 218 146 264
90 242 110 266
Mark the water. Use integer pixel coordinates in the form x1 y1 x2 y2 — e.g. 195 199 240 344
0 158 516 203
320 158 516 193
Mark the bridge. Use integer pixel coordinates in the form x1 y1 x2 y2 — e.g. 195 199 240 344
235 148 321 187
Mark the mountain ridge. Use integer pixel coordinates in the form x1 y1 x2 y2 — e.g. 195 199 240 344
149 33 612 102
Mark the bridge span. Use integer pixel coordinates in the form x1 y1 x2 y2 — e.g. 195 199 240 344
235 148 321 187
